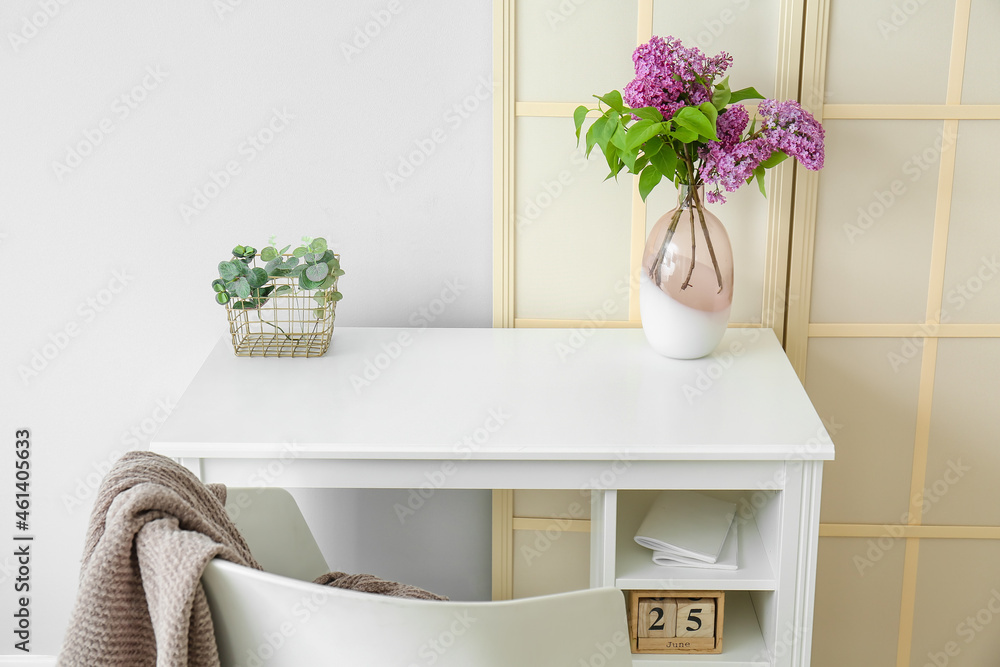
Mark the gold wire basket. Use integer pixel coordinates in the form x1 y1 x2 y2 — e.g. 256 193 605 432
224 255 340 358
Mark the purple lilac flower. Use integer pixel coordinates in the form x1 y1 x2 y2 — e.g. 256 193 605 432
622 36 732 121
757 99 825 171
700 137 774 204
715 104 749 148
699 100 825 203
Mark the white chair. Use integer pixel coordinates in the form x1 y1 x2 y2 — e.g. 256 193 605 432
204 488 632 666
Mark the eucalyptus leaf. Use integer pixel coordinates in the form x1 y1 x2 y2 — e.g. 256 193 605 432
299 273 321 290
260 246 278 262
218 261 240 281
232 300 258 309
288 265 305 278
236 260 250 276
232 277 251 298
332 268 346 277
304 252 317 263
282 257 300 269
305 262 330 282
330 291 343 302
279 245 291 255
314 308 325 319
273 285 292 294
313 294 327 306
292 246 308 258
265 257 283 275
211 279 226 293
318 250 335 263
215 292 230 305
309 237 328 253
247 267 268 289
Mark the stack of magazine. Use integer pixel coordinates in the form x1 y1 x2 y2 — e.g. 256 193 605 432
634 491 739 570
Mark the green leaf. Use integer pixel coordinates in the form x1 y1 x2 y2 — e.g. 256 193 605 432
260 246 278 262
318 250 336 263
754 165 767 196
698 102 718 128
594 111 617 151
594 90 624 112
273 285 292 294
574 106 589 143
265 257 283 275
627 106 664 122
760 150 789 169
236 260 250 276
309 237 328 253
638 165 662 202
247 267 268 289
211 279 226 293
292 246 308 258
671 125 698 143
232 300 258 309
330 291 343 302
603 142 621 175
232 245 245 257
712 76 732 110
620 148 638 172
648 142 677 180
232 277 251 299
243 246 256 258
218 261 240 281
729 86 764 104
672 106 718 141
633 156 649 173
258 285 275 298
288 265 305 277
279 245 291 255
306 262 330 282
626 120 668 151
303 252 317 263
642 135 664 157
215 291 230 305
314 308 325 319
332 268 346 277
299 273 321 290
282 257 299 270
313 293 327 306
609 123 628 151
585 115 608 157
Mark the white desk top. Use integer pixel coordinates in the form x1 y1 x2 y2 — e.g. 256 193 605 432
151 327 833 461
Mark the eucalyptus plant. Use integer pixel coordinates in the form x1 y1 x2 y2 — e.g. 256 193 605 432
211 236 344 319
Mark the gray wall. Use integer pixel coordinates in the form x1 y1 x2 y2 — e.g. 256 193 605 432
1 0 493 654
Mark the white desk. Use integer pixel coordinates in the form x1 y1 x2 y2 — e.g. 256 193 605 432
152 327 833 667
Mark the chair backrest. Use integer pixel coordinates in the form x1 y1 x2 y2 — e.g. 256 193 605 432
224 487 329 582
202 560 632 667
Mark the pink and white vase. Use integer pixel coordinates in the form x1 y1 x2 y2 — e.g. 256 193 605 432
640 185 734 359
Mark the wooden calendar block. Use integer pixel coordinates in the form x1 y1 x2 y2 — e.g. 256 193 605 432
676 598 716 638
626 590 724 655
637 598 676 638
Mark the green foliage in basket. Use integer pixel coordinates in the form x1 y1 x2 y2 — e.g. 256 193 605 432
211 237 345 316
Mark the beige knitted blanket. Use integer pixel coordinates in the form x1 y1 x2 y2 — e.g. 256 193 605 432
58 451 444 667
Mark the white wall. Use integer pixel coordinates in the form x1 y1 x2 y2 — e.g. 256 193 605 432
0 0 493 655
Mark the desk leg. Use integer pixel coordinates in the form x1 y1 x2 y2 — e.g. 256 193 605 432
492 489 514 600
177 457 204 481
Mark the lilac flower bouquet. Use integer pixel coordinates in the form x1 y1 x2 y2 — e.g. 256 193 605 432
573 36 825 205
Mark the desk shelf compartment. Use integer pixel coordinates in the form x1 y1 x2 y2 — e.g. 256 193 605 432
614 490 777 592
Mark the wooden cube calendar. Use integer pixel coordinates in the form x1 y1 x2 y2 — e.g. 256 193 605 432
626 590 724 654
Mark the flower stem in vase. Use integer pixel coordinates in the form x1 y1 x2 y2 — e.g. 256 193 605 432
652 208 684 286
691 187 725 294
681 206 697 290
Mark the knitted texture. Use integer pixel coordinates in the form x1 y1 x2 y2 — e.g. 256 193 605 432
58 450 446 666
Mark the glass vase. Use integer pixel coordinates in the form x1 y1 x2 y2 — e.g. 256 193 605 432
639 185 734 359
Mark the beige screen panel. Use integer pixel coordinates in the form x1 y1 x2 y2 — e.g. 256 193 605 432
924 339 1000 526
960 0 1000 104
812 538 906 667
810 120 941 324
515 1 638 103
825 0 955 105
514 117 632 321
805 338 921 524
910 539 1000 666
513 489 592 520
941 121 1000 323
651 0 780 99
512 529 590 598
